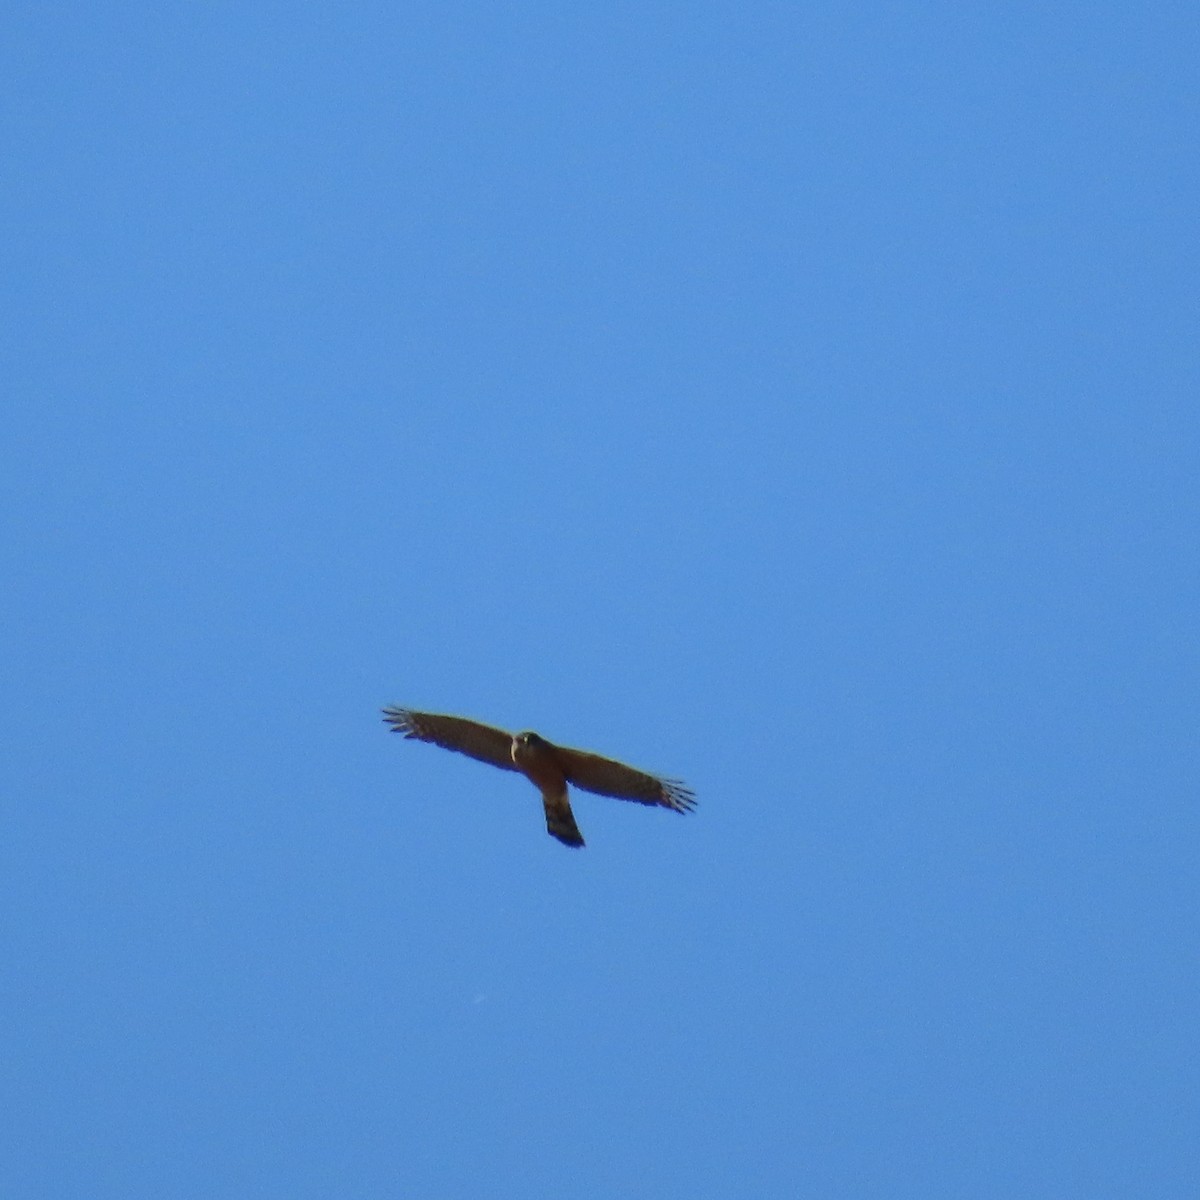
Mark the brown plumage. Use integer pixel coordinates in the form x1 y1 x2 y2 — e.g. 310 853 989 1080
382 706 695 848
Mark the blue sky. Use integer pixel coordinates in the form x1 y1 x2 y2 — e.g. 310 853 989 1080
2 2 1197 1196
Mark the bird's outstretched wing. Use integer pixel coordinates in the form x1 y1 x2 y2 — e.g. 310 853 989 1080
382 707 519 772
550 743 696 814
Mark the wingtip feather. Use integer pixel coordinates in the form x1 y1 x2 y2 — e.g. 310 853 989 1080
381 706 415 735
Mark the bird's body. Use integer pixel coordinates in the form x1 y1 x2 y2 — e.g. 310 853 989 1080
382 707 695 848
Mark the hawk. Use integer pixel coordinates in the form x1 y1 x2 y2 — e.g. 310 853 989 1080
382 707 696 848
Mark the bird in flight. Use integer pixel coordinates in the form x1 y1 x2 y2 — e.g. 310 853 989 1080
382 707 696 848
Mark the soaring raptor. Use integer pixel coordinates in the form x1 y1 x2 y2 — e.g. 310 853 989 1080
382 707 695 848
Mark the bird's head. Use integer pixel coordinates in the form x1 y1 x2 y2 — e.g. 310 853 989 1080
510 730 545 767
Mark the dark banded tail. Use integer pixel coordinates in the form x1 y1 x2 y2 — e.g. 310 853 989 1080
543 788 584 848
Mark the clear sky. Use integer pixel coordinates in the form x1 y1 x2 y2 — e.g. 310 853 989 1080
2 3 1196 1196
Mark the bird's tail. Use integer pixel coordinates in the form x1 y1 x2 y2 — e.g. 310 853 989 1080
543 787 585 848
